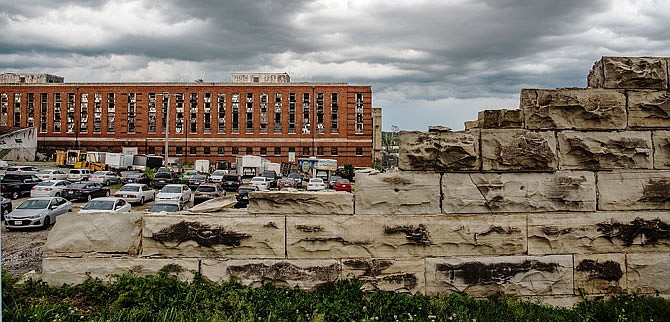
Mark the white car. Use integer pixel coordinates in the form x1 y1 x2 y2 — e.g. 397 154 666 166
6 165 40 174
79 197 132 213
30 180 70 197
36 169 67 181
67 168 92 182
306 178 327 191
88 171 122 185
156 184 191 203
114 183 155 205
249 176 270 190
209 170 228 183
4 197 72 229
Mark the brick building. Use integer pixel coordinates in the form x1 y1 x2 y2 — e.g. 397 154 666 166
0 73 378 167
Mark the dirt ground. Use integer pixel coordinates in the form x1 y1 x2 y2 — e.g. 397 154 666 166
1 225 50 277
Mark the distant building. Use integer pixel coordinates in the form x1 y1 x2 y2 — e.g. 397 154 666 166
0 72 377 167
0 73 64 84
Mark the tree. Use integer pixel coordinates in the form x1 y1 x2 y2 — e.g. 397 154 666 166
336 164 355 181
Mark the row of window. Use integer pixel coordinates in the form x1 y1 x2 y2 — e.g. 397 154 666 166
1 91 366 136
126 146 364 157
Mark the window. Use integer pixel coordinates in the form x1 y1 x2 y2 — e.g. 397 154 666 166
303 147 310 156
107 93 115 133
246 147 253 155
204 146 210 155
175 93 184 134
148 93 157 133
356 147 363 156
27 93 34 128
203 93 211 133
1 93 9 127
274 147 281 155
260 147 267 156
190 93 197 134
218 146 225 155
331 147 338 156
176 146 183 155
317 147 323 156
217 93 225 133
148 146 155 154
190 146 197 155
355 92 364 134
13 93 21 127
232 147 239 155
53 93 61 132
39 93 47 133
126 93 135 133
93 93 102 133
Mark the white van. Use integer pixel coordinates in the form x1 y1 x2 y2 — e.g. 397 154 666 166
67 169 92 182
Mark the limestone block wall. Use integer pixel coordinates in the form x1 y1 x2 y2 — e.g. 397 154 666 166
42 56 670 304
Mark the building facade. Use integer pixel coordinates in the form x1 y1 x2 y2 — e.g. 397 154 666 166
0 73 376 167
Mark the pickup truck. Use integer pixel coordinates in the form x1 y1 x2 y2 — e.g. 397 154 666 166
1 173 42 199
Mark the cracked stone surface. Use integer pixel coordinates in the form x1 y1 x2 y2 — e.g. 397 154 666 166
574 254 626 295
477 109 524 128
442 171 596 213
597 171 670 210
247 190 353 215
628 90 670 128
42 257 198 286
522 89 627 130
342 258 425 294
588 57 668 89
286 215 527 259
44 212 143 255
355 171 441 215
141 214 285 258
426 255 573 297
557 131 652 170
528 211 670 255
627 253 670 294
653 131 670 169
398 130 480 172
481 129 558 171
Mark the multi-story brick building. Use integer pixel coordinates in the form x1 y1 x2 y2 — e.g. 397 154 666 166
0 73 378 167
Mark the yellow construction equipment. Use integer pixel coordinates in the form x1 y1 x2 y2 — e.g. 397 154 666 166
74 151 107 171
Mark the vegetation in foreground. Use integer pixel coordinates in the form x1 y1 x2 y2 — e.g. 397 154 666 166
3 270 670 322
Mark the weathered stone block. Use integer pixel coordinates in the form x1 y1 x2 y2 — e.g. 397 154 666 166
597 171 670 210
201 259 340 291
42 257 198 286
481 129 558 171
628 90 670 128
627 253 670 294
141 214 285 258
574 254 626 295
442 172 596 213
286 215 527 259
588 57 668 89
522 89 627 130
44 212 143 255
342 258 425 294
247 191 353 215
425 255 573 297
477 109 524 129
398 130 480 172
355 171 441 215
557 131 652 170
528 212 670 255
653 131 670 169
188 197 238 213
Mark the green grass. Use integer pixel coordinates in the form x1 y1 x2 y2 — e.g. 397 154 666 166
3 270 670 322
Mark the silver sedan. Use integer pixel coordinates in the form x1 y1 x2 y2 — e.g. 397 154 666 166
4 197 73 230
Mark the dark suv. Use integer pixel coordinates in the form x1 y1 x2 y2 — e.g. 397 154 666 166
260 170 278 189
221 174 241 192
152 172 180 189
1 173 42 199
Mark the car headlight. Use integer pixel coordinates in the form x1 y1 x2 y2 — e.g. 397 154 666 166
31 211 47 219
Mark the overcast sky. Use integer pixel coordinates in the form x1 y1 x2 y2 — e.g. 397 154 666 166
1 0 669 131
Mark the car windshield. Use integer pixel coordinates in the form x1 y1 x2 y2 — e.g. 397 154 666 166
161 186 181 193
38 169 54 174
81 200 114 210
126 174 141 178
155 173 171 179
251 177 265 182
192 175 206 180
310 178 323 183
197 186 216 192
212 171 226 176
36 181 56 187
67 183 88 189
336 179 350 184
17 199 50 209
149 204 179 212
119 186 140 192
238 187 256 193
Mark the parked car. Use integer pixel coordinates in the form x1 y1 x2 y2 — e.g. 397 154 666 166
188 174 209 190
306 178 327 191
260 170 279 188
122 172 152 185
221 174 241 192
287 173 303 188
193 183 224 205
152 171 180 189
30 180 70 197
208 170 228 183
114 183 155 205
328 175 342 189
66 168 92 182
1 173 42 199
277 178 297 190
249 176 270 191
234 186 259 208
61 182 110 201
4 197 72 229
79 197 131 213
1 196 13 221
36 169 67 181
147 200 187 213
6 165 39 174
155 184 191 204
182 170 199 181
333 178 352 192
89 171 122 186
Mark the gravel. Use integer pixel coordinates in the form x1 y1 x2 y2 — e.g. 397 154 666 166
1 225 50 277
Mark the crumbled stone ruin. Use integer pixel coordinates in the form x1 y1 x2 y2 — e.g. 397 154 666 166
43 57 670 305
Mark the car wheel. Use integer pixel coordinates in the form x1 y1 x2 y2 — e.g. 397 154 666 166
87 194 92 202
55 192 61 197
139 197 145 205
11 191 19 200
42 216 51 228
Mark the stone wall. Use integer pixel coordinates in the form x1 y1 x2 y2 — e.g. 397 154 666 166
43 57 670 305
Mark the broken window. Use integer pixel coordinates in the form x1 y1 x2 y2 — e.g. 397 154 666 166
190 92 197 134
53 93 61 132
13 93 21 127
27 93 34 128
232 93 239 133
355 93 364 134
331 93 338 133
288 93 296 134
66 93 75 133
94 93 102 134
0 93 8 126
175 93 184 134
161 92 169 134
203 92 211 133
107 93 115 133
274 92 282 134
39 93 48 133
80 93 88 133
148 93 157 133
217 93 225 133
302 92 310 133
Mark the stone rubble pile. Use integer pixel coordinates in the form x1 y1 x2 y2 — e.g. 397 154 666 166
43 57 670 305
